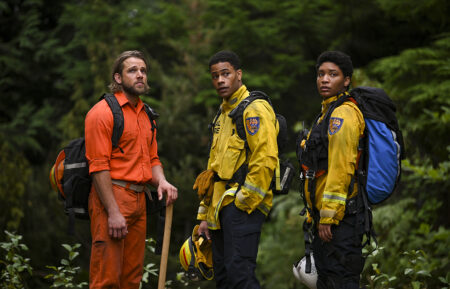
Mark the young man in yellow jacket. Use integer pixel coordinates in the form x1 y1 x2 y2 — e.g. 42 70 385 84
299 51 366 288
194 50 278 288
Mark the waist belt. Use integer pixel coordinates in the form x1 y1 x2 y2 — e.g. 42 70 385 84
111 179 151 194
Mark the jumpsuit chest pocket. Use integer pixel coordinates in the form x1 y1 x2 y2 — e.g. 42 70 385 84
218 134 245 180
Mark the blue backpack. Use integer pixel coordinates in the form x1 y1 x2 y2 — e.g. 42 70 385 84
296 87 405 271
350 87 405 205
297 87 405 209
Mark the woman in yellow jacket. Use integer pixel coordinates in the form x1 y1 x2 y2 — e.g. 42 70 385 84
300 51 366 289
194 50 278 289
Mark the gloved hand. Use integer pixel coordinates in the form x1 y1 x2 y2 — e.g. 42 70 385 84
193 169 215 201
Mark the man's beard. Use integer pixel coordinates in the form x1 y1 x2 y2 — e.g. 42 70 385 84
122 82 150 97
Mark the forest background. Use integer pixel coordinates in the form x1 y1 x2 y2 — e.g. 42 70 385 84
0 0 449 288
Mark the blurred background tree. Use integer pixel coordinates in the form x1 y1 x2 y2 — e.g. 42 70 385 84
0 0 448 288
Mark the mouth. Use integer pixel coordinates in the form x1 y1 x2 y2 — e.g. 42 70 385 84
320 86 330 92
217 87 228 94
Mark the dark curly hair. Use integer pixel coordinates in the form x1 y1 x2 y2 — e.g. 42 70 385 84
208 50 241 70
315 51 353 78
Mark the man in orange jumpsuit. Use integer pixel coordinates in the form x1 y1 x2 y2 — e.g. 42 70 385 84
85 50 178 288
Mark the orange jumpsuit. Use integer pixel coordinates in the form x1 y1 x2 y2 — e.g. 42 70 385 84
85 91 161 289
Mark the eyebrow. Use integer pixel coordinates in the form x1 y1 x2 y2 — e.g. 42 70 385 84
211 68 230 73
127 65 146 70
318 69 339 73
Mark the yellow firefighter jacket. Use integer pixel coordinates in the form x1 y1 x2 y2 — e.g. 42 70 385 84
197 85 279 230
302 92 365 225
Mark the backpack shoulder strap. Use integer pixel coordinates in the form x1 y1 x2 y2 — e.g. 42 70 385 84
143 103 159 145
100 93 124 148
208 106 222 152
228 90 272 141
100 93 160 147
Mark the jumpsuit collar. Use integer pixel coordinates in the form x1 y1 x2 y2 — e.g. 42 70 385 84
221 85 249 113
115 91 144 112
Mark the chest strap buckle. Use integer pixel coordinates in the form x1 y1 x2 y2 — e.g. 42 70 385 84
305 170 316 179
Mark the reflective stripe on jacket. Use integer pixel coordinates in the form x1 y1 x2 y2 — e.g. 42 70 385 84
303 93 365 225
197 85 278 230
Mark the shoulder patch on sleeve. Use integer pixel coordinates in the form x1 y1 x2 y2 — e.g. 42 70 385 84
329 117 344 135
246 117 260 135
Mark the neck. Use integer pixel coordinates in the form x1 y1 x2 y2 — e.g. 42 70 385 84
124 92 139 107
224 84 244 101
322 90 347 100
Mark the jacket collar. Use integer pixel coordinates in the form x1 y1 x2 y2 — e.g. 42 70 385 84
221 85 249 112
321 91 349 114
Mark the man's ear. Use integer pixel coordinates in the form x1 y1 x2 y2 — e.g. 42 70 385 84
344 76 351 88
114 73 122 84
237 69 242 82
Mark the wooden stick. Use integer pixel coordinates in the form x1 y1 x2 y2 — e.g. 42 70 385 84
158 204 173 289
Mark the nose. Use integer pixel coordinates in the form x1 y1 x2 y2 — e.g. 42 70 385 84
321 75 330 83
137 70 144 78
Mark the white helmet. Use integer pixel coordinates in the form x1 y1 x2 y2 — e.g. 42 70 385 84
292 253 318 289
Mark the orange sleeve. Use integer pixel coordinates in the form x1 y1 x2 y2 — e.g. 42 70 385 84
85 101 114 174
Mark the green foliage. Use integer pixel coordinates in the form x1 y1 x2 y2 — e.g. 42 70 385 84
45 243 87 288
257 192 304 289
0 231 32 289
140 238 158 288
0 139 30 233
361 196 450 288
357 31 450 289
368 34 450 163
366 246 450 289
0 0 449 288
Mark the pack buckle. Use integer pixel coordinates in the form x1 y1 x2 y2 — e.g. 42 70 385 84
305 170 316 179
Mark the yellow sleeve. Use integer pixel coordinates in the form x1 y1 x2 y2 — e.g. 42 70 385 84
320 102 364 225
235 100 278 213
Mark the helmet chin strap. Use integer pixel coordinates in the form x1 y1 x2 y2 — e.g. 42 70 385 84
293 253 318 289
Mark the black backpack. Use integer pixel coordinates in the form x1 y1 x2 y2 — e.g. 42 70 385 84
50 93 158 233
227 90 295 195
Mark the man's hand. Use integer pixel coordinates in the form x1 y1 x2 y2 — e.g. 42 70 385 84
197 221 211 240
92 170 128 239
318 223 333 242
108 209 128 239
158 179 178 206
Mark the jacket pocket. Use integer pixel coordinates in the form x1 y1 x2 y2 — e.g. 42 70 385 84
218 134 245 179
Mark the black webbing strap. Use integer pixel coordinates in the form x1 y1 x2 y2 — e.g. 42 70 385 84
356 137 378 248
143 103 159 145
145 192 166 255
302 219 313 273
101 93 124 148
101 93 159 148
207 107 222 153
307 140 319 223
228 91 272 141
